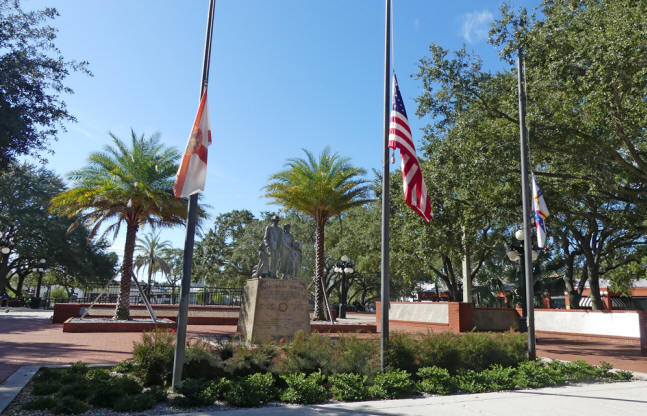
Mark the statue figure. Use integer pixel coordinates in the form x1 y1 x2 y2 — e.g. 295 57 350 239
252 241 270 278
279 224 295 278
290 241 302 278
263 215 283 278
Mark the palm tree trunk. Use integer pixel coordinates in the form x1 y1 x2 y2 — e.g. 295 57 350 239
146 259 153 301
115 222 138 320
313 219 326 320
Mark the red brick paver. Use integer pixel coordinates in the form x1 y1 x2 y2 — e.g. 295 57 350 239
2 311 646 384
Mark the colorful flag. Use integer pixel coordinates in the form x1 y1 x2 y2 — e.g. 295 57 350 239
388 73 433 222
174 90 211 198
531 171 549 248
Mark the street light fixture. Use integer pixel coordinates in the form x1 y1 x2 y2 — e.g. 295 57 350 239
334 255 354 319
1 247 9 255
34 258 46 309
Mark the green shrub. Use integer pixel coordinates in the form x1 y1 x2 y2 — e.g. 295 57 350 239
457 332 527 373
280 371 328 404
183 342 225 380
174 378 213 408
112 359 136 374
368 370 415 399
225 344 277 378
146 385 169 402
33 367 61 383
280 331 333 375
59 380 93 400
385 333 418 375
88 376 143 408
132 328 175 386
113 392 157 412
415 332 461 373
85 368 111 382
223 373 277 407
204 377 231 401
330 373 369 401
416 366 456 395
455 369 493 393
68 361 91 375
52 396 89 414
23 397 57 410
333 337 380 378
31 380 61 396
514 360 558 388
480 365 516 391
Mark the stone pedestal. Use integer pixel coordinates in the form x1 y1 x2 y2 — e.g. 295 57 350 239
237 278 310 344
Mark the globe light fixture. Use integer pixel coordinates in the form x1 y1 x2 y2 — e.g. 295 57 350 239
40 258 46 264
507 250 520 262
1 247 9 255
341 255 349 263
344 267 354 274
515 229 524 241
531 250 538 261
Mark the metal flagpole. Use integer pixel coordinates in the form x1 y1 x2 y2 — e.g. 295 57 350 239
172 0 216 391
380 0 391 373
516 47 536 360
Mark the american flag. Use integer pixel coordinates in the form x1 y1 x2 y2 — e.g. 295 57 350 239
388 74 433 222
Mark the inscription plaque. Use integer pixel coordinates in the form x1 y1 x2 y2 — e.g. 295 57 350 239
237 278 310 344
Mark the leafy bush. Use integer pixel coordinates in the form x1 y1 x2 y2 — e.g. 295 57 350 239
479 365 516 391
132 329 175 386
514 360 558 388
415 332 461 373
52 396 89 414
33 367 61 383
455 369 492 393
368 370 415 399
146 385 169 402
113 392 157 412
332 337 380 378
173 378 213 408
68 361 91 375
223 373 278 407
23 397 57 410
280 331 333 375
31 380 61 396
225 344 277 378
112 359 136 374
457 332 526 372
330 373 370 401
59 380 93 400
385 333 419 375
88 375 143 408
183 342 225 380
416 366 456 395
85 368 111 382
280 371 329 404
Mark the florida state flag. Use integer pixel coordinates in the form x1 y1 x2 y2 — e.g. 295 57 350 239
174 90 211 198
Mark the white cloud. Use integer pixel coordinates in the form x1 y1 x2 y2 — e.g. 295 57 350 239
461 10 494 43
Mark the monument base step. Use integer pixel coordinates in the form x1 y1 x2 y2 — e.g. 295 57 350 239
62 317 175 333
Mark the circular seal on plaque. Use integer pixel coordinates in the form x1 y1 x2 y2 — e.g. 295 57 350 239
278 303 288 312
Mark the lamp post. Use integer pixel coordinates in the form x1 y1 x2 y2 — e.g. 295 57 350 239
506 229 537 332
1 247 10 296
33 258 46 308
333 255 354 319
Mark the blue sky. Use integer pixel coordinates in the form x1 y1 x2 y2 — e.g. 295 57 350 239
24 0 539 267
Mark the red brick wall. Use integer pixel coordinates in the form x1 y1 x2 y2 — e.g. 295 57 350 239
376 301 472 334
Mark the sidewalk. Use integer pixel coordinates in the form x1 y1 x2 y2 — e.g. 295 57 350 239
171 381 647 416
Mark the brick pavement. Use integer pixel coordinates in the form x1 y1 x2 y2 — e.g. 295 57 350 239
1 310 646 384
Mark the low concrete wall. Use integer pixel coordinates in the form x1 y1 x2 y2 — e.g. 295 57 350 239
535 309 641 338
473 307 520 331
375 302 472 333
389 302 449 324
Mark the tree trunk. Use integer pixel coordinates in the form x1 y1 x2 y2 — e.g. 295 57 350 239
115 222 138 320
586 260 604 310
146 258 153 300
313 219 326 320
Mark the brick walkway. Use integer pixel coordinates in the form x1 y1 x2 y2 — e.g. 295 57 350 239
1 309 646 384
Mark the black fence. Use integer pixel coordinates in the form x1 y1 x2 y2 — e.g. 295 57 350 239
49 287 243 307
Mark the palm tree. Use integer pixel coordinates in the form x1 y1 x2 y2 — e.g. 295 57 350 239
50 131 187 320
264 148 370 320
134 232 172 300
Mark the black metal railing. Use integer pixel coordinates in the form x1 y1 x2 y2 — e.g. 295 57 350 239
50 287 243 307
